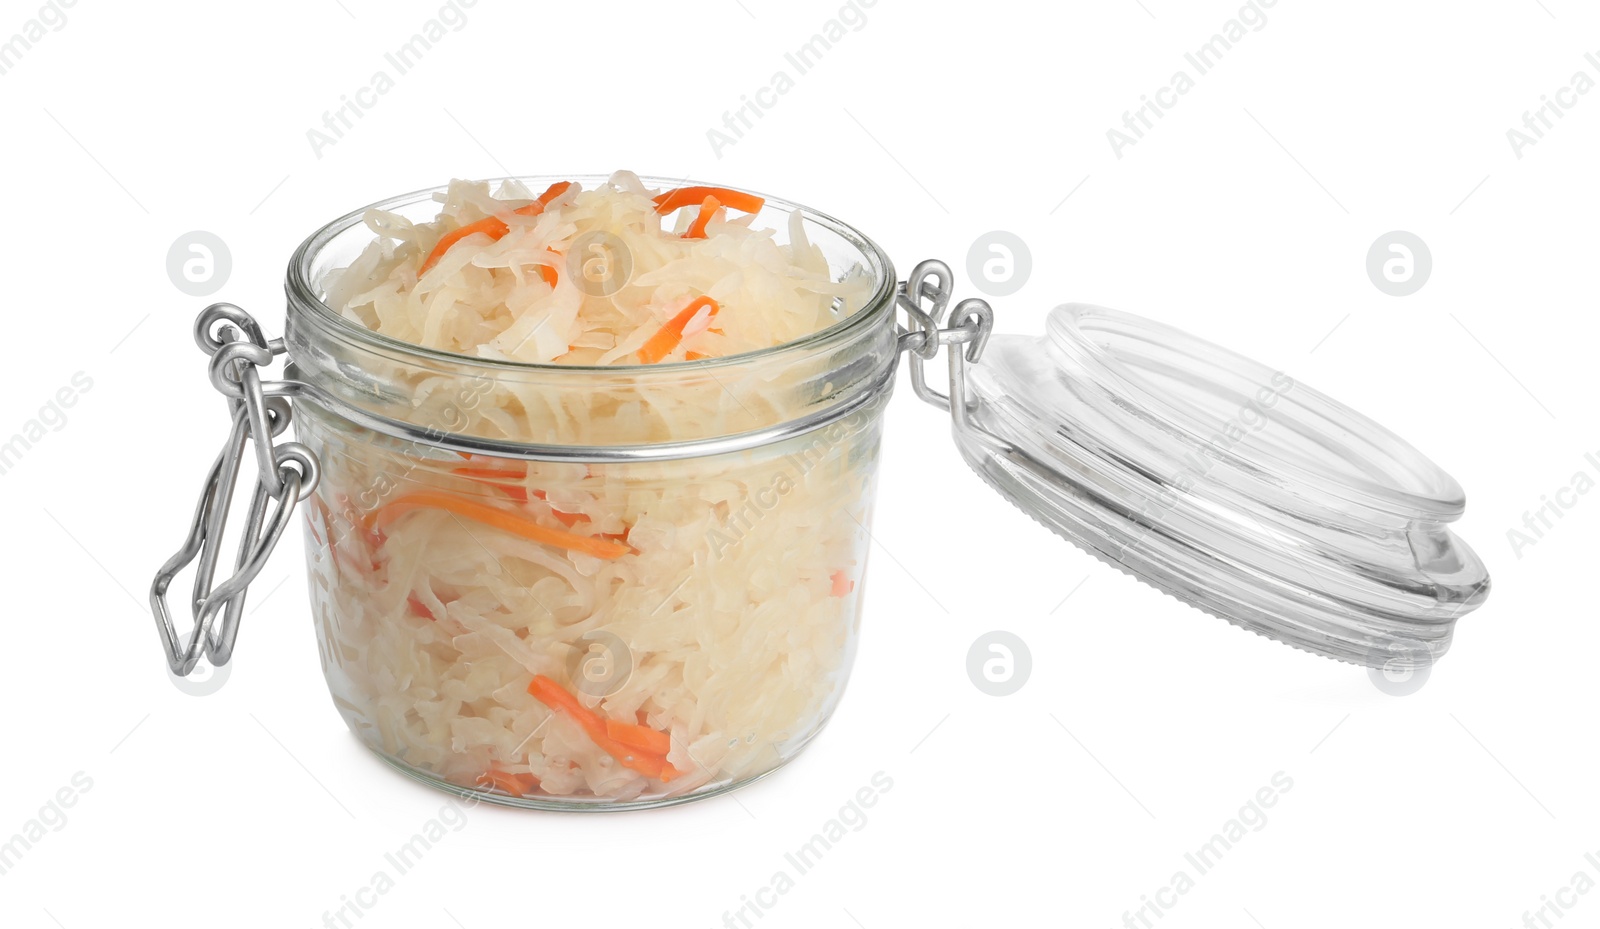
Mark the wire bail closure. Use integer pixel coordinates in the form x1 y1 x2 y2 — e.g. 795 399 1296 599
150 304 321 676
895 259 1009 453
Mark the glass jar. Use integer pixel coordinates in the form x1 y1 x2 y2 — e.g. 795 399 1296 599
151 174 1492 811
278 178 899 808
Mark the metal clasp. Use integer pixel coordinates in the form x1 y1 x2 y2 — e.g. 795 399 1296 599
895 259 1008 451
150 304 320 676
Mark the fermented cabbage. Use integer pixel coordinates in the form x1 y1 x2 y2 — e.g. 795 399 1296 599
301 173 880 804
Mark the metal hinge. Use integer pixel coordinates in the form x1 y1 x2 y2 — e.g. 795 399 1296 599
150 304 320 676
895 259 1011 453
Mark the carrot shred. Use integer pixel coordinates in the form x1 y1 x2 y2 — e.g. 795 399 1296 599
527 675 602 730
683 195 722 239
526 490 585 527
452 466 526 483
605 718 672 755
365 491 630 560
450 467 603 528
452 465 531 503
528 489 580 524
830 570 855 597
652 185 765 216
684 351 709 361
418 181 572 276
527 676 681 781
478 767 538 797
417 216 508 276
536 247 562 287
406 592 438 621
637 296 719 364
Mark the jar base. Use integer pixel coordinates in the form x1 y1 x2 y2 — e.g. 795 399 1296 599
358 719 833 812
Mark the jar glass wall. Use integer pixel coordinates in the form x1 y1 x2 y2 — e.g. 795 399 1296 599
284 178 899 808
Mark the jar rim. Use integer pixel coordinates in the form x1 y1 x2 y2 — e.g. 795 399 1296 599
1049 303 1465 519
284 174 899 373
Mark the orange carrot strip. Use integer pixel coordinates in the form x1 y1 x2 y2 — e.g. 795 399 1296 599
418 181 572 275
478 768 538 797
605 718 672 755
522 181 574 213
451 465 531 504
637 296 718 364
528 676 681 781
366 491 630 560
830 569 855 597
528 675 600 727
452 466 526 482
449 467 598 528
528 490 583 526
684 195 722 239
652 185 765 216
536 246 562 287
546 508 584 528
604 740 679 781
406 592 438 621
526 489 586 527
417 216 508 276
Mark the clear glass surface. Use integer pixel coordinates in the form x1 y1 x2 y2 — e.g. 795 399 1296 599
956 303 1490 667
285 177 898 808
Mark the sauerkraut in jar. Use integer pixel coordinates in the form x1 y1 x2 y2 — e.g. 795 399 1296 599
285 173 899 808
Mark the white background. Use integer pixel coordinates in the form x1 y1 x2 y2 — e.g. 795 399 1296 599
2 1 1596 927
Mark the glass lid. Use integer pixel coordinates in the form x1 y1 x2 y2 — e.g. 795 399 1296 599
930 296 1490 669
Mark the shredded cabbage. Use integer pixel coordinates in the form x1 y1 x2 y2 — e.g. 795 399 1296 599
302 174 881 804
330 172 870 366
